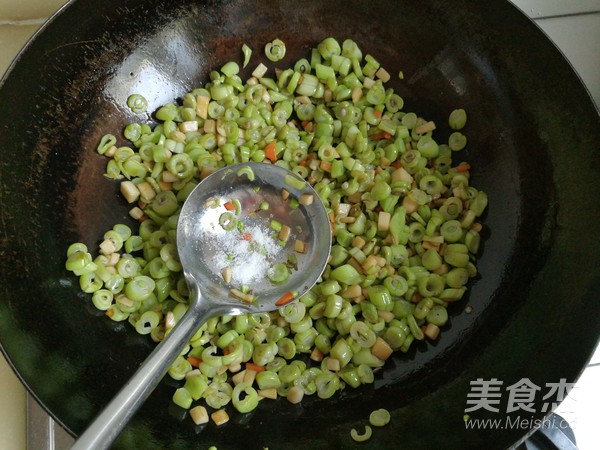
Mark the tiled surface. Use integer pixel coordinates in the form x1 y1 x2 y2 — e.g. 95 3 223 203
0 0 67 21
0 1 55 447
510 0 600 18
535 13 600 109
555 343 600 450
0 357 25 450
0 24 43 62
0 1 599 450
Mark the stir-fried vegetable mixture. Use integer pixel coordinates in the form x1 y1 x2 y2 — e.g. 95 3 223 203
65 37 488 423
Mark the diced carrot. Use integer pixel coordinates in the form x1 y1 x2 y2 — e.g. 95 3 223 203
265 141 277 162
223 201 235 211
370 131 391 141
275 291 296 306
411 293 423 303
302 121 315 132
454 163 471 172
241 232 252 241
187 356 201 367
374 109 383 118
392 160 403 169
245 362 266 373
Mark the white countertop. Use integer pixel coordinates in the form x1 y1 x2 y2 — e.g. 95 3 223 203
0 6 68 450
1 1 599 449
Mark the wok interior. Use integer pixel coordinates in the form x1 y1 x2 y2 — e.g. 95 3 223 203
0 0 599 448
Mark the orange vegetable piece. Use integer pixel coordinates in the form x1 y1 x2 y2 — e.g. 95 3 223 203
265 141 277 162
187 356 201 367
245 362 266 373
275 291 296 306
370 131 391 141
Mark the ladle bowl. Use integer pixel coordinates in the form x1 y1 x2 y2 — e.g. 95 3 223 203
71 162 332 449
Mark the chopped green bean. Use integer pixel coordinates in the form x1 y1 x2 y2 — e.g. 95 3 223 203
449 131 467 151
232 382 259 413
284 173 307 190
241 44 252 68
369 408 391 427
219 212 237 231
351 425 373 442
127 94 148 114
265 38 286 62
172 387 193 409
449 108 467 130
267 263 289 283
426 304 449 326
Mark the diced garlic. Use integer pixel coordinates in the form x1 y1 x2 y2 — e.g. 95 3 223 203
252 63 268 79
375 66 391 83
211 409 230 426
287 386 304 405
137 181 156 202
196 95 209 119
179 121 199 133
190 406 209 425
120 181 140 203
129 206 144 220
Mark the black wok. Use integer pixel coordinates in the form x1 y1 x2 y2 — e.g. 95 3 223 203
1 0 599 448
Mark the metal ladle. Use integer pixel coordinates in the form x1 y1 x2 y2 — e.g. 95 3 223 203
72 162 332 449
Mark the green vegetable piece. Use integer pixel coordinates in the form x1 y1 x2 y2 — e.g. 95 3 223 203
97 134 116 155
241 43 252 68
127 94 148 114
284 173 307 190
172 387 193 409
351 425 373 442
369 408 391 427
449 108 467 130
151 191 179 216
232 382 259 413
317 37 341 60
265 38 286 62
449 131 467 151
219 212 237 231
330 264 362 285
267 263 289 283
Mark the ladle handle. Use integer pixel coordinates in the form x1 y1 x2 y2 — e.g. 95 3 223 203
71 290 210 450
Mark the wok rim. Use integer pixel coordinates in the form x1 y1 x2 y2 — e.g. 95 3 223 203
0 0 599 448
